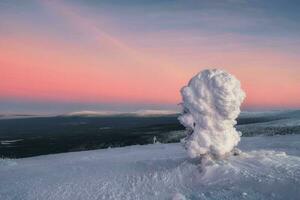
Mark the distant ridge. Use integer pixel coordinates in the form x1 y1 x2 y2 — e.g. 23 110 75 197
63 110 179 117
0 113 46 120
1 110 299 119
62 111 123 117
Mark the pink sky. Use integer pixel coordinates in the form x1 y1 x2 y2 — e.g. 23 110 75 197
1 0 300 111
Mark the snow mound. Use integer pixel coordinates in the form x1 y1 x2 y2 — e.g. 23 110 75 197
179 69 245 159
1 134 300 200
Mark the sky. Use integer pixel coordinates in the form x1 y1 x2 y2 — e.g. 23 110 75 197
1 0 300 114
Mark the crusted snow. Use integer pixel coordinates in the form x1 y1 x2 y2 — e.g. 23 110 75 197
1 134 300 200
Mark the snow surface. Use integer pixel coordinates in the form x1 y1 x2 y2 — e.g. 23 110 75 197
179 69 245 159
1 134 300 200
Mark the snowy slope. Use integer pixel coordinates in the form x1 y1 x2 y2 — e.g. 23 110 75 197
1 135 300 200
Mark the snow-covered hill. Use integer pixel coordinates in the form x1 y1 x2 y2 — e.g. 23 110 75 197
1 134 300 200
63 110 179 117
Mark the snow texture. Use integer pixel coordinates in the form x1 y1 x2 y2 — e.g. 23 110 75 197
179 69 245 159
0 134 300 200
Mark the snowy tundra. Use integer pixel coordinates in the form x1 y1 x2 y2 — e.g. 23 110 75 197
1 69 299 200
1 134 300 200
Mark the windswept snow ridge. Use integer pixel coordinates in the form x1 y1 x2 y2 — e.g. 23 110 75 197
179 69 245 159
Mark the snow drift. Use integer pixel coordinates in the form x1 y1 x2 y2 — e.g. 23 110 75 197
179 69 245 159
